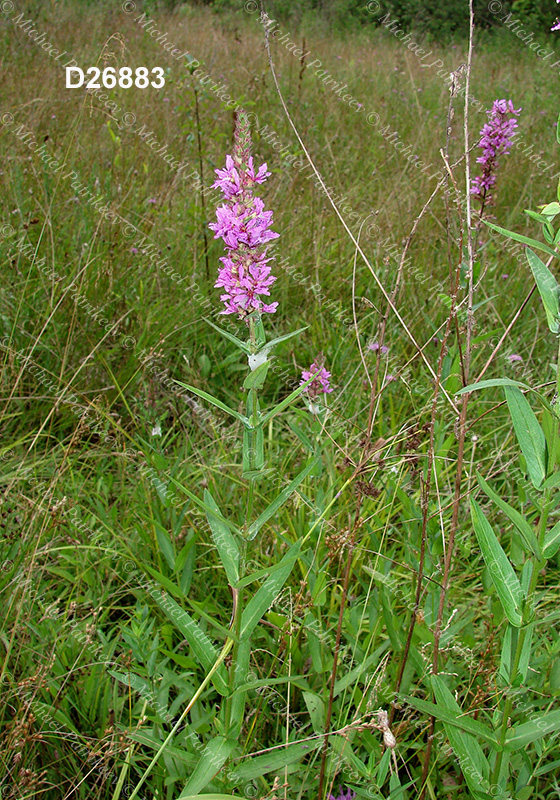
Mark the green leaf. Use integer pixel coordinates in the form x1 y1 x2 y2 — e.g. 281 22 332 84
204 490 239 587
525 249 560 333
303 691 325 733
476 471 541 559
178 796 244 800
504 385 547 490
541 473 560 489
455 378 530 396
471 498 523 627
483 221 559 258
175 381 250 425
259 372 323 426
329 734 371 779
230 738 322 781
149 586 229 695
167 475 244 538
243 361 269 390
505 709 560 750
229 675 307 696
178 736 236 797
240 542 301 639
399 694 499 746
260 326 308 352
287 420 315 452
202 317 251 354
431 675 491 795
154 520 176 569
543 520 560 559
247 458 320 540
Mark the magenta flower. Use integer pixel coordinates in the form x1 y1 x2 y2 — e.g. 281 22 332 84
213 155 270 200
368 341 389 354
328 789 356 800
552 0 560 31
300 359 333 399
209 111 279 317
210 199 279 250
506 353 523 363
471 99 521 208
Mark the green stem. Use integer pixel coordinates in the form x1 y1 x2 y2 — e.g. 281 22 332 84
225 572 244 735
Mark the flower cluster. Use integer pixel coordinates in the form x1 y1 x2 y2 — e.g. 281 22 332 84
552 0 560 32
471 99 521 207
328 788 356 800
300 358 333 400
209 111 279 317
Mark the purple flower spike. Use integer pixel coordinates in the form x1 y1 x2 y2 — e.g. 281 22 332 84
209 110 279 318
471 99 521 208
301 357 333 400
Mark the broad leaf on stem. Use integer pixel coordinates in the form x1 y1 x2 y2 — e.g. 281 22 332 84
471 498 524 627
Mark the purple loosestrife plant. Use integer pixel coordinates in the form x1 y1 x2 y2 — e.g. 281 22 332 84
161 111 341 793
471 99 521 211
466 116 560 791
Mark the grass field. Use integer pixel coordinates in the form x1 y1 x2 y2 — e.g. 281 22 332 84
1 1 560 799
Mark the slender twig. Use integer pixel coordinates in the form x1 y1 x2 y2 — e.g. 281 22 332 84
193 85 210 280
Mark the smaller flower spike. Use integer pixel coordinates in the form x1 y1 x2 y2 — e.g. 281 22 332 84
328 788 356 800
300 357 333 400
209 109 279 317
471 99 521 208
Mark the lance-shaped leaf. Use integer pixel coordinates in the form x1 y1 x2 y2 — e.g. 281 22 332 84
175 381 250 426
400 694 499 746
256 326 309 355
178 736 237 798
483 220 559 258
431 675 491 797
505 709 560 750
204 490 239 587
476 471 541 558
543 520 560 559
179 796 245 800
243 361 269 390
230 738 322 782
526 248 560 333
202 317 251 354
240 542 301 639
456 378 531 396
471 499 523 627
247 458 320 540
167 475 244 538
504 385 547 490
260 372 323 426
147 585 229 694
